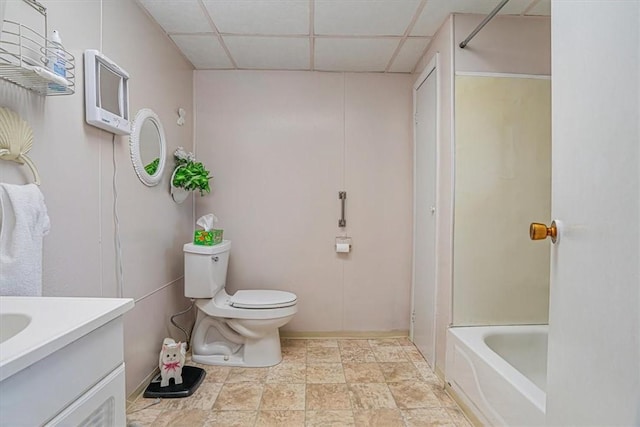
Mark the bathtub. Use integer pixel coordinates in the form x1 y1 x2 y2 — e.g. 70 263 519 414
446 325 547 426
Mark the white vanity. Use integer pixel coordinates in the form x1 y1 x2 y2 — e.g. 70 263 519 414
0 297 134 426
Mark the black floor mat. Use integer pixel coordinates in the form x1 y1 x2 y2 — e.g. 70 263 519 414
143 366 206 399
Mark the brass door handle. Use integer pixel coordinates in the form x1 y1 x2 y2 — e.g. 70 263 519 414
530 220 558 243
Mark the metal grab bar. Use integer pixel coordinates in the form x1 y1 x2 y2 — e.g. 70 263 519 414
338 191 346 227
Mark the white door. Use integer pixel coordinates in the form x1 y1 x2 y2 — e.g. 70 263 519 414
411 57 438 366
546 2 640 425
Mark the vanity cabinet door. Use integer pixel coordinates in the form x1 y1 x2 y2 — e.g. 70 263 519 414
45 364 126 427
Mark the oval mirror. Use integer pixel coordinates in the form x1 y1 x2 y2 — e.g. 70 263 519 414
130 108 166 187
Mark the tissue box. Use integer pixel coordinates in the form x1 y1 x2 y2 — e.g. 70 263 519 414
193 229 223 246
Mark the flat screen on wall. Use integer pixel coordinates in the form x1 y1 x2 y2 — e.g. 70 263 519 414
84 49 130 135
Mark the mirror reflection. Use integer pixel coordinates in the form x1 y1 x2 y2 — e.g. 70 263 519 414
129 108 166 187
140 120 161 175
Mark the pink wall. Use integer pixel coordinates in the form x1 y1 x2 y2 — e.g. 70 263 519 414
0 0 194 395
194 71 413 333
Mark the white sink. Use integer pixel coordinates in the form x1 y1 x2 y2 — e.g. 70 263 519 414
0 313 31 344
0 296 134 426
0 296 133 382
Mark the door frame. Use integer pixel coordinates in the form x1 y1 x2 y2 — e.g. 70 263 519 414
410 53 440 367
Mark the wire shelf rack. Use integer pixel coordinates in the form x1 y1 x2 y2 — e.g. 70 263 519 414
0 2 75 96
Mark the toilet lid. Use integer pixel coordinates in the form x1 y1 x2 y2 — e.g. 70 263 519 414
229 290 297 309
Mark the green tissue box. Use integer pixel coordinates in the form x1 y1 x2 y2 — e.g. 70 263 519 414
193 229 223 246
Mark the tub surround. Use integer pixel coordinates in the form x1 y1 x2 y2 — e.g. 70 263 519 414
411 13 551 377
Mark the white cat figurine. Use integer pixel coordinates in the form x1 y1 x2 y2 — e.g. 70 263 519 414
159 338 186 387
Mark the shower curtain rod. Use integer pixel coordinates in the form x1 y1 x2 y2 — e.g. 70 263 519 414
459 0 510 49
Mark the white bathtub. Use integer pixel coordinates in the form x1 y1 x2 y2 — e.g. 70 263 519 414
446 325 547 426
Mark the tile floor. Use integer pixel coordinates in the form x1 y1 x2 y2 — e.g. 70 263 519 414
126 337 472 427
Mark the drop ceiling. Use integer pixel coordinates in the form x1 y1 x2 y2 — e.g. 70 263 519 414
137 0 551 73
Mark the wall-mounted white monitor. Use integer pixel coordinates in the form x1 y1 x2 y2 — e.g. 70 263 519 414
84 49 131 135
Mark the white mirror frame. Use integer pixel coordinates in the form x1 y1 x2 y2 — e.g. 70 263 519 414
129 108 166 187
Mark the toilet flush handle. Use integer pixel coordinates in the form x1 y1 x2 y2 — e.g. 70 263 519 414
211 256 219 262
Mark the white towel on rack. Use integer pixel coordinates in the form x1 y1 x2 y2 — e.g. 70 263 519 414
0 183 50 296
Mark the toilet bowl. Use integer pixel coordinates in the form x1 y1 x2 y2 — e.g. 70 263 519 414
184 241 297 367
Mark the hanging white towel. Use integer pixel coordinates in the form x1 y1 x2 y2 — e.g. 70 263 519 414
0 183 50 296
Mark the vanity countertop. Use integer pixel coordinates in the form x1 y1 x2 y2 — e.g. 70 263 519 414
0 297 134 382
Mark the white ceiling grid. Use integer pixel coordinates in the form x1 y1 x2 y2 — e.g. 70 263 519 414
138 0 551 73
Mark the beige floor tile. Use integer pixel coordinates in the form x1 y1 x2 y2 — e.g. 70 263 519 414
396 337 414 346
306 363 346 383
371 346 409 363
402 408 456 427
388 381 441 409
379 362 422 382
353 409 404 427
403 346 428 363
128 338 468 427
281 338 308 348
197 365 232 383
226 367 269 383
306 384 352 410
128 397 171 412
446 407 473 427
413 362 443 386
282 347 307 363
213 383 264 410
162 398 186 411
204 410 257 427
126 407 163 426
348 383 397 410
256 410 305 427
178 383 223 410
267 362 306 383
307 339 339 348
338 339 371 349
153 408 209 427
260 383 306 410
305 410 355 426
432 387 457 407
307 347 341 363
367 338 400 347
339 347 377 363
343 363 386 383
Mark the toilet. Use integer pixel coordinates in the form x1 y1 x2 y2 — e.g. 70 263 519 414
184 240 297 367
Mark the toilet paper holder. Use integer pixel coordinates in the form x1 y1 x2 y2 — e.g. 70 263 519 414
336 236 352 253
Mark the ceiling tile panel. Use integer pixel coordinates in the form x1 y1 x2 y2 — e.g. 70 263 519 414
526 0 551 15
411 0 534 36
224 36 309 69
203 0 309 35
139 0 212 33
170 35 233 69
315 38 400 72
315 0 421 36
388 37 431 73
142 0 550 72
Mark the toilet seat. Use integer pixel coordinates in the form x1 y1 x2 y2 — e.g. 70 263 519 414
230 290 297 309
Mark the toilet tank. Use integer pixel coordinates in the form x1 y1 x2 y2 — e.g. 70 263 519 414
183 240 231 298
